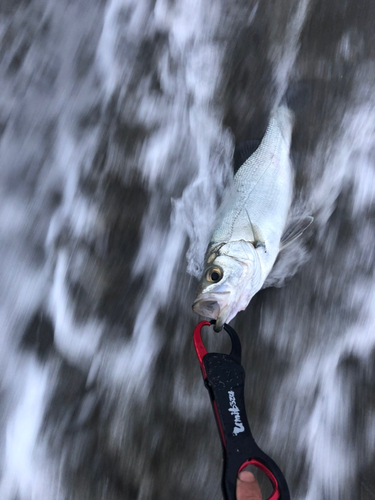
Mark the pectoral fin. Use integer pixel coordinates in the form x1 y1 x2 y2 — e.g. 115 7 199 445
280 215 314 248
262 215 313 289
245 209 266 250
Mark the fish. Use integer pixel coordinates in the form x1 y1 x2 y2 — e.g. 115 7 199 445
192 105 312 331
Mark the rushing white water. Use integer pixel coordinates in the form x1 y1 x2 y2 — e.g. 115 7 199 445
1 0 375 499
0 359 61 500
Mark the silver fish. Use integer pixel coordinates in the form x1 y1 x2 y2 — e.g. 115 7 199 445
192 105 310 331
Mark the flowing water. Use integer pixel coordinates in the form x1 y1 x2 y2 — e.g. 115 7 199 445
1 0 375 499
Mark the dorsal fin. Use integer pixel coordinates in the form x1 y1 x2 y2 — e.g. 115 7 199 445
233 140 261 173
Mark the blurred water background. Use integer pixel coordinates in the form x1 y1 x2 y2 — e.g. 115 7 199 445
1 0 375 499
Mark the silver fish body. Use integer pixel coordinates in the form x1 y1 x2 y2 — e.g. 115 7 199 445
193 105 294 329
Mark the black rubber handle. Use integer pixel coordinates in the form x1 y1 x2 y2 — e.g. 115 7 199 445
196 322 290 500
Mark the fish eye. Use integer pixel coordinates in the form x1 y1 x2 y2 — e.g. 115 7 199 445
206 267 223 283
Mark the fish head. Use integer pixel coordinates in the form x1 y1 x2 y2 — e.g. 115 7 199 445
192 241 262 331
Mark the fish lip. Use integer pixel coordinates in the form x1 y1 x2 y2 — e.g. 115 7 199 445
206 308 230 332
213 318 224 332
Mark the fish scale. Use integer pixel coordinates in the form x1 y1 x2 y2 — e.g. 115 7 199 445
213 106 293 246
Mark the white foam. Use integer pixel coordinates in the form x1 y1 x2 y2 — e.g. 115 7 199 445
268 96 375 498
48 249 103 365
3 1 375 499
0 360 62 500
95 0 233 398
269 0 311 106
298 281 375 499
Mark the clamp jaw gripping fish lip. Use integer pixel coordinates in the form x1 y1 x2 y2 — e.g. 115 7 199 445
193 320 290 500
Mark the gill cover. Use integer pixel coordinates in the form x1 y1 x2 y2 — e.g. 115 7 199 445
192 241 261 329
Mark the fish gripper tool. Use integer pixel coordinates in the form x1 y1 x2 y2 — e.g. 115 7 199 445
193 320 290 500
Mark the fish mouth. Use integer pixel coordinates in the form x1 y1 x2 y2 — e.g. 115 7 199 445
192 292 231 331
192 298 220 319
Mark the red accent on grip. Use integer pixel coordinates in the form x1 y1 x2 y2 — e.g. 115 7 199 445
193 321 210 379
239 459 280 500
212 400 226 449
193 322 227 448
